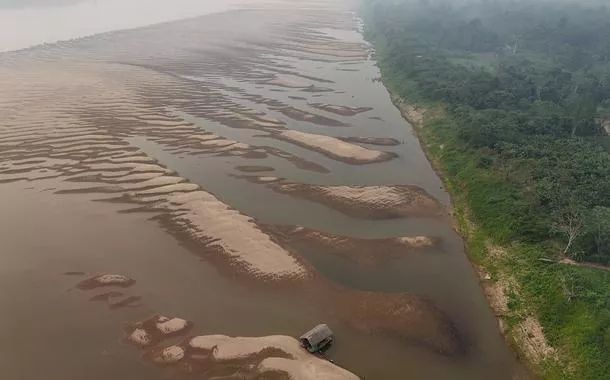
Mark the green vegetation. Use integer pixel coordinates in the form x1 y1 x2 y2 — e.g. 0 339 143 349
363 0 610 378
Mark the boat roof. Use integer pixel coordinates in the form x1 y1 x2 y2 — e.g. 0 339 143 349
300 324 333 345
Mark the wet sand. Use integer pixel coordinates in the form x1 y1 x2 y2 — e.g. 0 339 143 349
0 0 530 379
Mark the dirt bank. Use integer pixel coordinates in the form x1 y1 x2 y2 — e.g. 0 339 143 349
392 96 553 372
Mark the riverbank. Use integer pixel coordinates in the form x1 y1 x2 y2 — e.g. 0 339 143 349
391 97 561 377
380 88 610 380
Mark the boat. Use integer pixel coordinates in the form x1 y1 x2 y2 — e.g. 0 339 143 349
299 324 334 353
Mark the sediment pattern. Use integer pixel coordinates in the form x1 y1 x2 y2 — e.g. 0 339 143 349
274 130 396 165
270 226 438 266
327 288 462 356
0 63 312 280
241 177 441 219
0 0 477 378
71 273 360 379
0 5 404 279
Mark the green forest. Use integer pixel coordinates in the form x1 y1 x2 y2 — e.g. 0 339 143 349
363 0 610 378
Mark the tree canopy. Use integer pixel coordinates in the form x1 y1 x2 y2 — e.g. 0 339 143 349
366 0 610 264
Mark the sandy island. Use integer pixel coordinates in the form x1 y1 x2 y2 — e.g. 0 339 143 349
274 130 396 165
241 177 441 219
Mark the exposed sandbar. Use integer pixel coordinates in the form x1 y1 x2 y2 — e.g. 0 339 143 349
274 130 395 165
151 334 360 379
309 103 373 116
246 178 440 219
270 225 438 266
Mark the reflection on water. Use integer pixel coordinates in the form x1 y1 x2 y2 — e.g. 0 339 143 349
0 0 530 379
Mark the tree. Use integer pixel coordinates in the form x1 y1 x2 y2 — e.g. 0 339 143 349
551 207 585 256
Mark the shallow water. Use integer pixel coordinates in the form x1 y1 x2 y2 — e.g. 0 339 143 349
0 0 530 379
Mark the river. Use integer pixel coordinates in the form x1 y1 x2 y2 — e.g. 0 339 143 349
0 0 529 379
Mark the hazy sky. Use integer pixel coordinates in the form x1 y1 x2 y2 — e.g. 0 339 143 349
0 0 82 8
0 0 263 52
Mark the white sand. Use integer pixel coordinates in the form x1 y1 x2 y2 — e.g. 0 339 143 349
259 357 360 380
317 186 405 204
155 317 189 334
9 122 305 281
189 335 230 350
94 274 132 285
257 176 279 183
166 191 209 205
169 191 307 279
278 130 386 162
129 328 152 346
270 184 438 218
154 345 185 364
189 335 360 380
92 167 306 279
230 142 250 150
397 236 434 248
129 163 172 173
213 335 303 361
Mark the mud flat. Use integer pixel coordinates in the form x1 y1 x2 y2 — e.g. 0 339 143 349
273 130 396 165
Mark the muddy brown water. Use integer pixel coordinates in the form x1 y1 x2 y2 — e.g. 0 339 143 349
0 0 530 379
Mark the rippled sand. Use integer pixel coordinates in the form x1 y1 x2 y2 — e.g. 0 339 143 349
275 130 396 164
0 0 528 379
241 177 441 218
